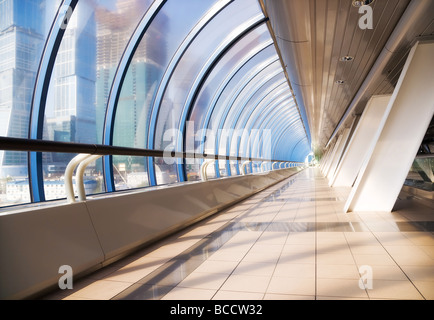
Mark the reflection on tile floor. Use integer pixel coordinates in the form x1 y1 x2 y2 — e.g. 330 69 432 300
43 168 434 300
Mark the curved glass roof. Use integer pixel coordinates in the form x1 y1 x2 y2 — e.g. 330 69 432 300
0 0 311 206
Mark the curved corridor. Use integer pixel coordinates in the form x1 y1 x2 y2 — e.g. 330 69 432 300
44 168 434 300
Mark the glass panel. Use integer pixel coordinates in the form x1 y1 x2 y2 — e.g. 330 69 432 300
405 157 434 191
247 97 301 161
113 0 215 186
206 161 217 180
153 0 265 184
253 161 262 173
254 111 290 161
273 122 307 161
155 22 270 154
291 137 310 162
239 161 252 175
247 99 296 148
243 91 292 133
225 74 286 158
0 0 60 206
234 83 288 135
43 0 152 144
230 160 238 176
185 158 201 182
195 55 279 156
218 159 228 177
189 46 277 151
95 0 154 144
227 76 286 133
0 152 30 207
154 157 182 185
41 152 104 200
205 61 281 157
112 156 149 190
219 75 285 158
40 0 152 199
187 48 278 181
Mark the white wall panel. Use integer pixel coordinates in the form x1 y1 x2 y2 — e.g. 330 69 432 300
322 134 343 176
0 167 304 299
345 41 434 212
330 95 391 187
0 203 104 299
326 127 351 181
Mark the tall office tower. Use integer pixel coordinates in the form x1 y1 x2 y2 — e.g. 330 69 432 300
0 0 45 178
42 2 97 175
95 0 165 172
95 0 148 146
44 2 97 145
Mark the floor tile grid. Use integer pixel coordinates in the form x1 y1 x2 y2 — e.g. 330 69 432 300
162 174 314 300
314 171 386 299
162 171 317 300
352 194 433 300
318 171 420 299
111 174 305 300
166 169 430 300
44 178 291 300
349 224 430 300
42 168 434 300
162 178 297 300
315 170 431 300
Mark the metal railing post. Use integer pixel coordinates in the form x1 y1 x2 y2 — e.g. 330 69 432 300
65 154 92 203
76 155 103 202
200 159 215 181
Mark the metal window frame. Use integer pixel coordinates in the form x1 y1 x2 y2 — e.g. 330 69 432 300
176 16 268 180
221 74 285 158
183 46 277 178
248 108 300 160
146 0 233 185
227 79 287 160
28 0 79 202
194 49 277 153
247 99 297 159
102 0 167 191
273 122 308 160
201 59 281 161
203 59 281 146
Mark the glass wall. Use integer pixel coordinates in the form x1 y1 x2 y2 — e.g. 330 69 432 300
0 0 60 206
405 157 434 191
0 0 311 208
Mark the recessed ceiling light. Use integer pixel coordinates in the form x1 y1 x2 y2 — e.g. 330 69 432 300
336 80 345 84
352 0 375 7
340 56 354 62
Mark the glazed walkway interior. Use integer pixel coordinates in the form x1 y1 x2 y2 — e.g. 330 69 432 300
44 167 434 300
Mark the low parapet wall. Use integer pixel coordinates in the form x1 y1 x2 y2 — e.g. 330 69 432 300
0 167 303 299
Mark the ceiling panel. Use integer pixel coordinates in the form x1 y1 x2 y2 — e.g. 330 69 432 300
260 0 434 154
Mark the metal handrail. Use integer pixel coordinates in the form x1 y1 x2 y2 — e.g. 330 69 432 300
0 136 305 164
0 136 306 202
64 154 90 203
241 161 251 175
76 155 103 202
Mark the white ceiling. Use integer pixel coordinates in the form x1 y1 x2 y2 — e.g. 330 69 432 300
260 0 434 155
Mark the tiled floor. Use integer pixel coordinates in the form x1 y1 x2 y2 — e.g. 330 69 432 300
43 167 434 300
